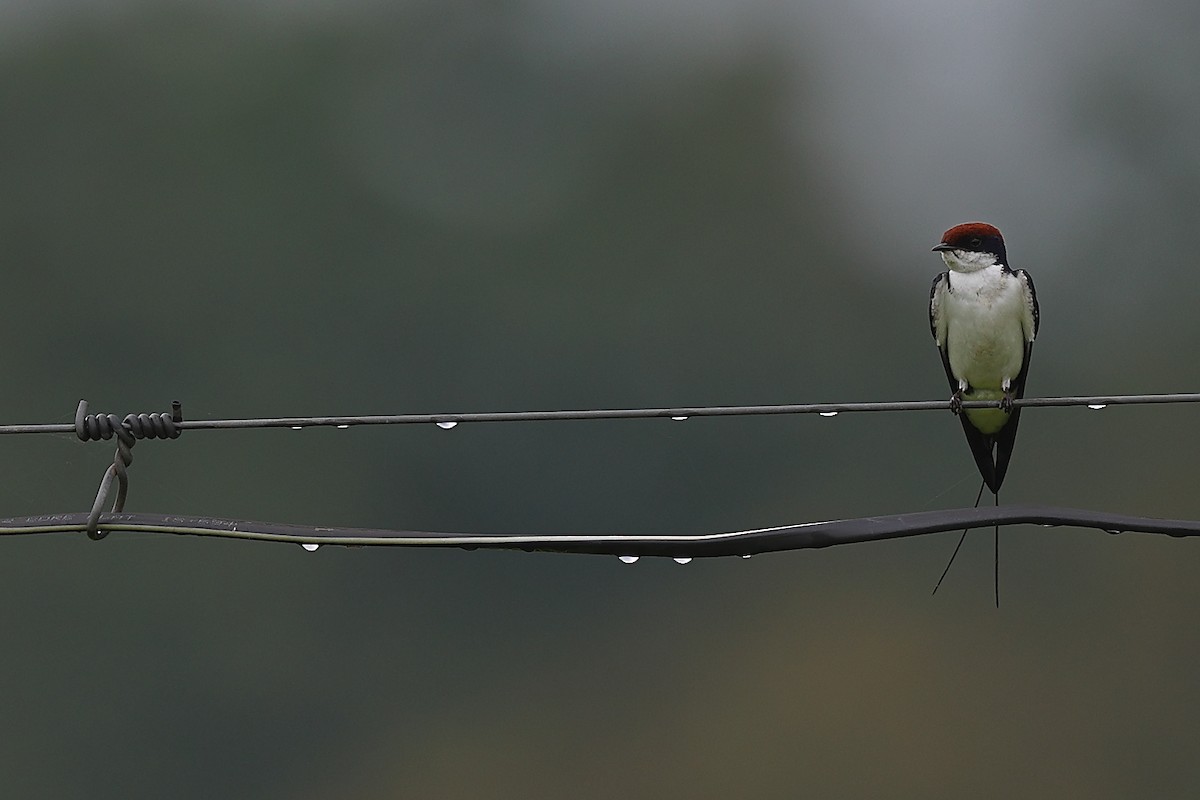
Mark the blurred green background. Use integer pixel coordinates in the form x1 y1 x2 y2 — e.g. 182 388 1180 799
2 1 1199 797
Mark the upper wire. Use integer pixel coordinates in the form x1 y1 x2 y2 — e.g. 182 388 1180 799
0 392 1196 435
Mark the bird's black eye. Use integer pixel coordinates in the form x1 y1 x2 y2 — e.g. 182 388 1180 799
969 237 982 248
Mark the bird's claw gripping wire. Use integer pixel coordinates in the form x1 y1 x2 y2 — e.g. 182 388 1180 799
75 399 183 540
949 390 964 415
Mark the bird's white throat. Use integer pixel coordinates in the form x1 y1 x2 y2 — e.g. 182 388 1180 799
940 248 1000 273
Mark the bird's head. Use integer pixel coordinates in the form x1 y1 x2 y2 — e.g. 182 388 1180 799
932 222 1007 272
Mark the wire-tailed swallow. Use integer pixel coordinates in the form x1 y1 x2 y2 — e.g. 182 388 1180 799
930 222 1039 494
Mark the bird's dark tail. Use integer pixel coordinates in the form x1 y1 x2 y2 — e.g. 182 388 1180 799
993 489 1000 608
931 481 1001 607
960 404 1025 494
959 416 1001 493
931 480 986 596
992 407 1023 492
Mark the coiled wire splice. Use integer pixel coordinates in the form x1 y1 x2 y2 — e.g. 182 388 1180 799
75 399 183 540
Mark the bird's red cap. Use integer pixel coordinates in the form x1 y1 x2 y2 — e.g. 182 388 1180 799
937 222 1004 249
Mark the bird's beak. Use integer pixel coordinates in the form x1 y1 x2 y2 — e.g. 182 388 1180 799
932 242 954 252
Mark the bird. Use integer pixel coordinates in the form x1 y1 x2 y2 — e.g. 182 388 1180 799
928 222 1039 604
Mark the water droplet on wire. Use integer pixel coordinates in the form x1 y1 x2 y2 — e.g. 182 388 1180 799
670 416 688 421
673 557 692 565
436 421 458 430
1087 404 1107 410
300 543 320 552
741 554 752 559
819 411 838 417
291 426 303 430
618 555 639 564
336 424 350 429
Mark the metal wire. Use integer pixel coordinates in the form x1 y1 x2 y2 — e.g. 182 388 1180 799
0 506 1196 556
9 394 1200 556
1 392 1197 435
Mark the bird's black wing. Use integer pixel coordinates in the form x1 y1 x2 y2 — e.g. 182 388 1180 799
1018 269 1040 339
929 273 957 391
929 272 947 342
991 270 1039 491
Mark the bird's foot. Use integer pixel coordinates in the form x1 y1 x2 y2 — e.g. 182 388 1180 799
949 390 963 415
1000 391 1015 413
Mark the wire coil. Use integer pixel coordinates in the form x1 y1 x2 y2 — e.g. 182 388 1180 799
74 402 183 443
75 400 183 540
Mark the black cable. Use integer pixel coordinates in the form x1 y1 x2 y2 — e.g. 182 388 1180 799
0 506 1194 557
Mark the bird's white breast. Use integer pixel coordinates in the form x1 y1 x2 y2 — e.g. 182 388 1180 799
942 265 1028 393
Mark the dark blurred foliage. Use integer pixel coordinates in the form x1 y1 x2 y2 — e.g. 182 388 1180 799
1 3 1199 798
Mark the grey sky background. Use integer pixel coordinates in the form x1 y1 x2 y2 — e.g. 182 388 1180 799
2 2 1199 797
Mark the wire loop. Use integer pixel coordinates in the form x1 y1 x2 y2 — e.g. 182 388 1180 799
75 400 183 540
